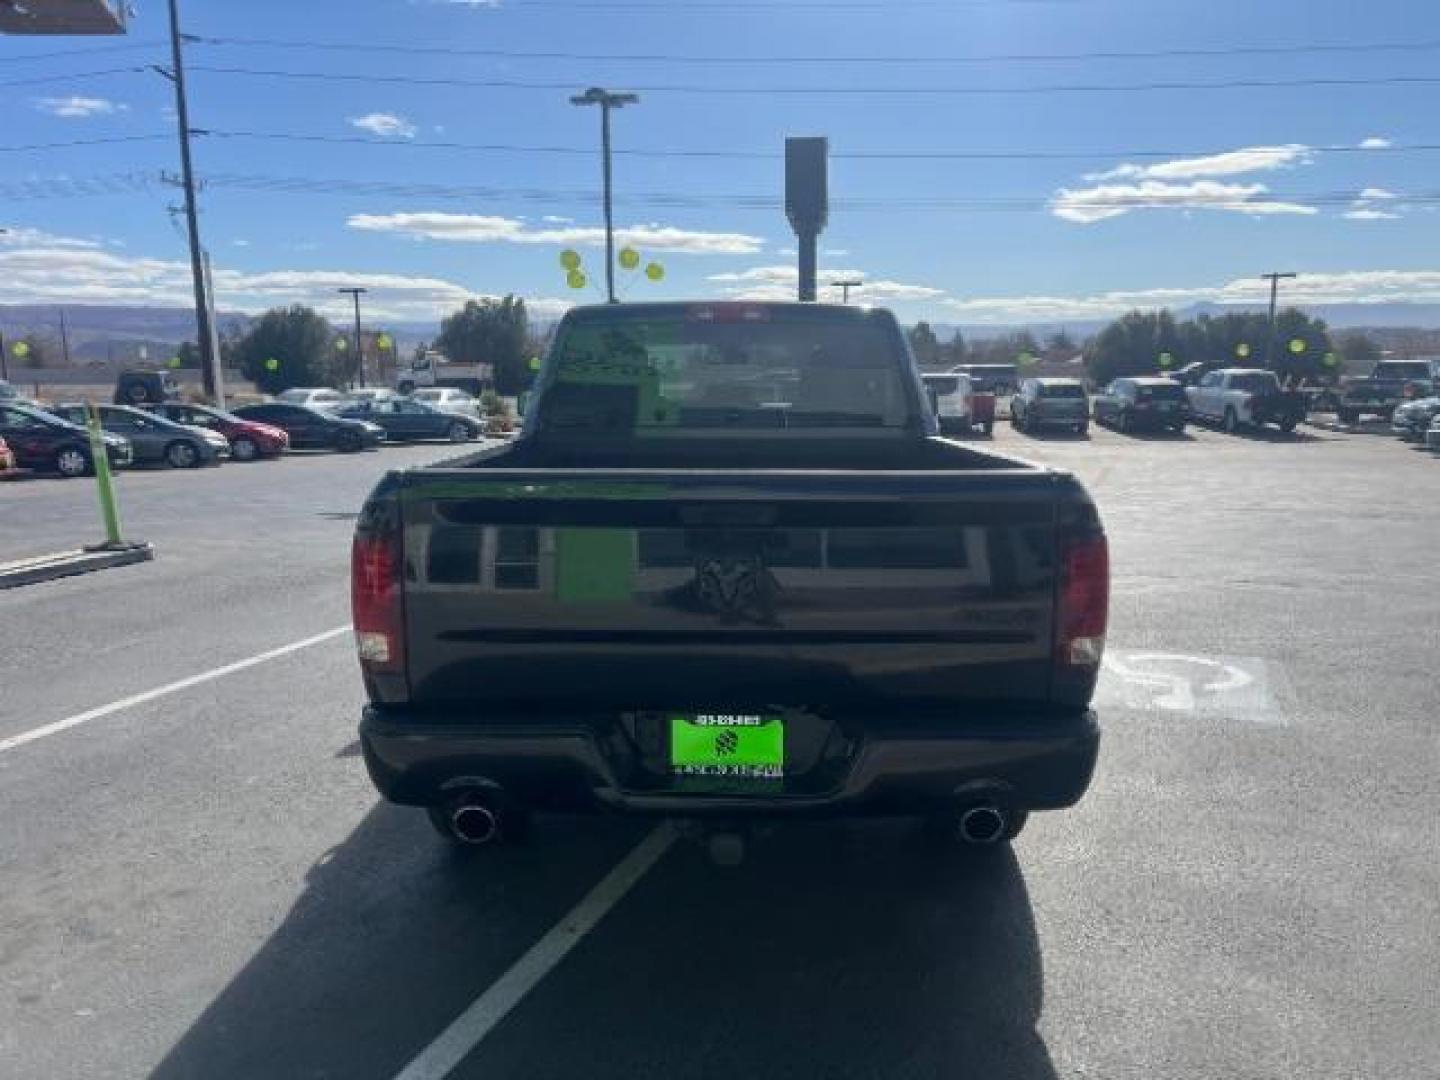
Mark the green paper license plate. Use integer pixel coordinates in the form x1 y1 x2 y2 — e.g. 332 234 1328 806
669 713 784 780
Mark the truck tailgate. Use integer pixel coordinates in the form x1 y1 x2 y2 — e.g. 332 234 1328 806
395 467 1071 711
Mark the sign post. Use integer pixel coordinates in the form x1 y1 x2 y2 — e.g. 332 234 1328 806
785 137 829 302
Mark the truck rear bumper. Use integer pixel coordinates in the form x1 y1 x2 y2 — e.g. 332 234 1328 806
359 706 1100 817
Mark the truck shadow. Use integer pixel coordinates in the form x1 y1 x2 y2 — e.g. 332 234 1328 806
148 813 1055 1080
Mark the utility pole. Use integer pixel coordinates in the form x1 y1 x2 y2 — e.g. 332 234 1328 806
338 287 367 388
570 87 639 304
203 250 227 404
58 307 71 366
831 278 863 304
159 0 216 398
1261 271 1297 369
0 329 8 383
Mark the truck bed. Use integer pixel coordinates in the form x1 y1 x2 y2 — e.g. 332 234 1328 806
369 436 1096 716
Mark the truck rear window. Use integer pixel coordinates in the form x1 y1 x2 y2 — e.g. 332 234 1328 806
1039 384 1085 398
539 309 912 434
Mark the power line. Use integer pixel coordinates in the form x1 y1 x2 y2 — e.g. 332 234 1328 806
194 33 1440 67
0 39 166 64
0 134 173 153
187 64 1440 96
199 128 1440 163
0 66 146 88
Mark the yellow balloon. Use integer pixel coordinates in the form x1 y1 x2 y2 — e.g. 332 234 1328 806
618 247 640 270
12 341 30 358
377 333 393 350
567 270 587 290
645 262 664 282
560 249 581 271
1236 342 1251 358
1289 338 1306 354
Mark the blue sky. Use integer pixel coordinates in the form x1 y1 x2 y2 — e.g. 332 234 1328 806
3 0 1439 329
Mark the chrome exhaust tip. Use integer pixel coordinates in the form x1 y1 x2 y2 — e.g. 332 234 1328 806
450 802 500 845
958 805 1007 845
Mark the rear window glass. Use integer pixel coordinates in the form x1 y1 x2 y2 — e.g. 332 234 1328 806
1374 362 1431 380
1229 374 1279 394
922 376 961 396
1038 384 1086 398
1136 384 1185 400
540 309 911 434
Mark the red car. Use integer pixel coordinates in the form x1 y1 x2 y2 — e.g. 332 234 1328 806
144 402 289 461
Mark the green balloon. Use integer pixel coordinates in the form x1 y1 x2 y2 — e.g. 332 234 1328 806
567 270 587 290
334 337 348 351
618 247 640 270
1323 352 1340 368
168 356 182 369
644 262 664 282
1289 337 1306 354
377 333 393 350
560 249 581 271
11 341 29 358
1235 342 1252 359
1158 351 1174 368
264 357 280 372
527 356 542 372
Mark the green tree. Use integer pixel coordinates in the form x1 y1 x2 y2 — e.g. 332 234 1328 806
947 329 967 366
437 295 530 395
234 305 338 394
1335 331 1381 376
907 321 942 366
173 341 202 369
1045 329 1077 357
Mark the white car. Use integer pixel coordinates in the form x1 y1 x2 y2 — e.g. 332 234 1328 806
412 387 481 419
276 387 347 409
343 388 402 406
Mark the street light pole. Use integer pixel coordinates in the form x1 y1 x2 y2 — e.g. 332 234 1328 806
1261 271 1297 369
338 287 368 388
570 87 639 304
830 278 863 304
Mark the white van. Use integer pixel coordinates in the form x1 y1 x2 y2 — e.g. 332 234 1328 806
922 373 982 434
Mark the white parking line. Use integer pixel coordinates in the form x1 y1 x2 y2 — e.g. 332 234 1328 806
0 625 350 755
393 823 677 1080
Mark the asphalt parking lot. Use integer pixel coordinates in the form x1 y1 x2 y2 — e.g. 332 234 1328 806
2 424 1436 1080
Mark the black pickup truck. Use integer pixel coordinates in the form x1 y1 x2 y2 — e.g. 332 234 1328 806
353 302 1107 855
1325 360 1438 424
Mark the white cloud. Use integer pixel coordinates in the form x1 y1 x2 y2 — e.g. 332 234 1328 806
348 212 765 255
1051 179 1316 223
349 112 417 139
776 247 798 257
1359 137 1392 149
1359 187 1397 200
706 265 944 303
1345 187 1404 221
822 248 850 257
34 95 127 119
231 239 251 248
0 228 567 324
1344 208 1401 221
1092 144 1312 182
540 215 574 225
944 270 1440 324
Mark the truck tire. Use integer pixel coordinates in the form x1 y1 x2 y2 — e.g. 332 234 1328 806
1223 406 1241 434
1278 417 1298 434
231 436 259 461
336 429 363 453
447 420 469 443
1337 407 1358 425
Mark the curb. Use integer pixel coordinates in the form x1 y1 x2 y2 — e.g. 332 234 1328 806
0 543 154 590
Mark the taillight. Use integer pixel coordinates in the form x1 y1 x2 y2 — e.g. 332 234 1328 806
1058 531 1109 668
351 531 404 674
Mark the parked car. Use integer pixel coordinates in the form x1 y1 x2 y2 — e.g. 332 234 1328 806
1167 362 1213 388
921 373 993 435
142 402 290 461
1389 395 1440 441
1093 377 1188 434
114 369 181 406
412 386 482 419
0 402 133 477
276 387 348 409
232 402 384 451
1011 377 1090 435
343 388 403 406
354 301 1108 855
51 403 227 468
0 435 16 476
1328 359 1439 423
1427 413 1440 453
333 397 484 443
1185 369 1306 433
